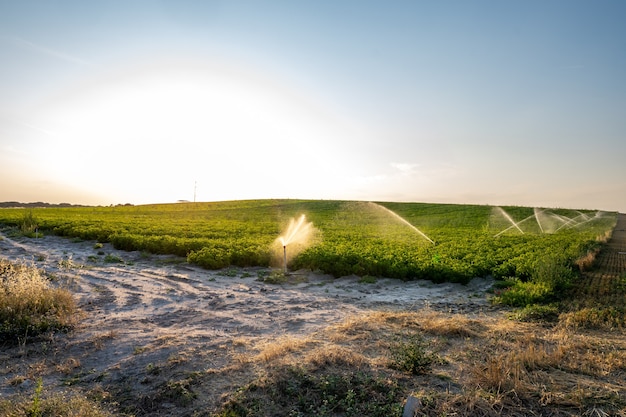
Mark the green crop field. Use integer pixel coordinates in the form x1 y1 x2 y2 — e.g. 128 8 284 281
0 199 617 306
0 200 624 416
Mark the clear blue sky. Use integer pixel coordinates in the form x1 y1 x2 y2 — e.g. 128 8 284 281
1 1 625 212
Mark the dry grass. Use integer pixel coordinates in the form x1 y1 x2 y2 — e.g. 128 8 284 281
303 344 368 368
0 390 113 417
210 308 626 416
252 334 312 363
55 357 82 375
0 258 77 341
575 247 602 272
86 330 118 350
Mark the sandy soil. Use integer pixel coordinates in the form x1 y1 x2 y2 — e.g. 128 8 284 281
0 231 496 412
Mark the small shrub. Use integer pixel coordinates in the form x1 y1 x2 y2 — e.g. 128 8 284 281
560 307 625 330
152 379 197 407
20 210 38 236
389 333 439 374
146 363 161 376
494 280 552 307
0 259 76 342
510 304 560 322
103 254 123 264
263 271 288 284
218 268 239 277
358 275 377 284
29 377 43 417
532 255 574 292
58 256 79 270
219 366 403 417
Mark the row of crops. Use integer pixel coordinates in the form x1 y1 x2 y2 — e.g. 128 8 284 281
0 200 617 290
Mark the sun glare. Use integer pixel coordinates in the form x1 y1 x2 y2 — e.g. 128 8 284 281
26 60 360 203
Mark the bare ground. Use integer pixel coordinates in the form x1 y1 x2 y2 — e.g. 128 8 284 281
0 231 498 415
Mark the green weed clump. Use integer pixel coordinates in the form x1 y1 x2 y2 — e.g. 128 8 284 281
509 304 561 322
0 386 111 417
560 306 625 330
20 210 37 235
494 254 575 308
0 259 76 341
389 333 441 374
218 366 403 417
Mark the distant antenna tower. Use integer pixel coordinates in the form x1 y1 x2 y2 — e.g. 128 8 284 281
193 181 197 203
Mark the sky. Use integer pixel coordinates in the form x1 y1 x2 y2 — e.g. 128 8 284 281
1 1 625 212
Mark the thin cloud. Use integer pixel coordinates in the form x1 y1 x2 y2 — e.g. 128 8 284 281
11 36 92 67
390 162 419 175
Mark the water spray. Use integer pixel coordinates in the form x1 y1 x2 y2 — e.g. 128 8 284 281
493 207 524 237
277 214 315 274
534 207 545 234
370 202 435 244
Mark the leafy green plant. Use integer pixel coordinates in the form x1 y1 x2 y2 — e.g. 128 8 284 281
28 377 43 417
358 275 377 284
389 333 440 374
165 380 196 406
219 366 403 417
103 254 123 264
218 268 239 277
494 280 552 307
510 303 561 322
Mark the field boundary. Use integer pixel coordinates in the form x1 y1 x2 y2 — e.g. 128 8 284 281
571 213 626 313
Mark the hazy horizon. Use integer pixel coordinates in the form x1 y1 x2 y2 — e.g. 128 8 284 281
1 1 625 213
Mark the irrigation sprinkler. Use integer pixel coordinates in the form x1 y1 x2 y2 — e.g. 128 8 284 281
277 214 315 275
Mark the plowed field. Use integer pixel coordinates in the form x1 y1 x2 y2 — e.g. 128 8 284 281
572 213 626 308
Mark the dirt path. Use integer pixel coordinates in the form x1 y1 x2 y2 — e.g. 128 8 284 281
575 213 626 303
0 232 495 412
596 212 626 273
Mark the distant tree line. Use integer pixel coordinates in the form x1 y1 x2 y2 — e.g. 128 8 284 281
0 202 88 208
0 202 137 208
